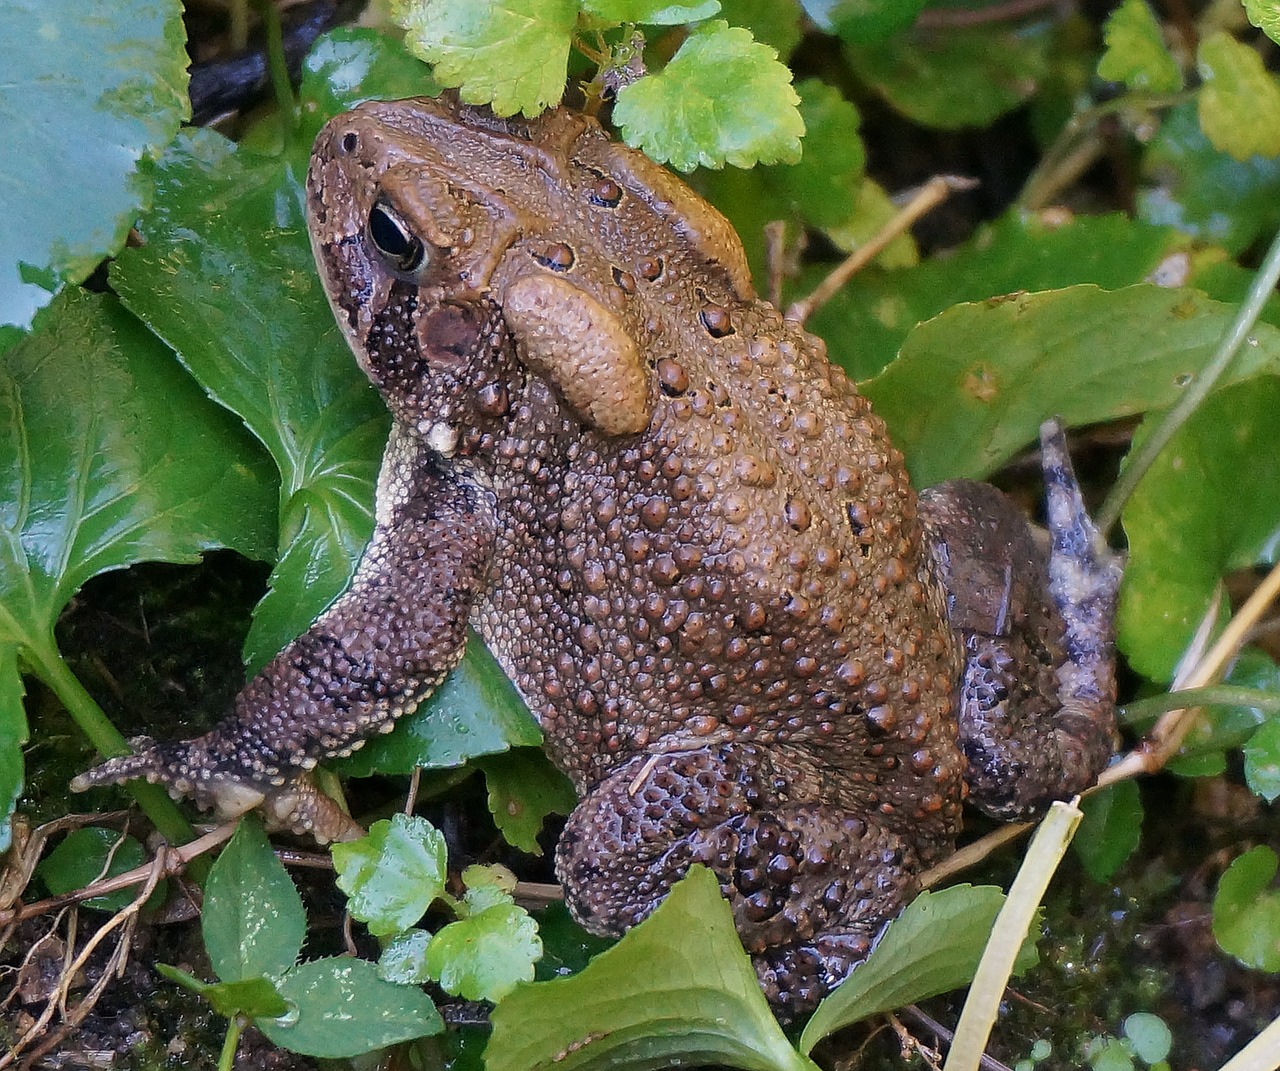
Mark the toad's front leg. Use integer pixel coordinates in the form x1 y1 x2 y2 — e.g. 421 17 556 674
73 427 497 841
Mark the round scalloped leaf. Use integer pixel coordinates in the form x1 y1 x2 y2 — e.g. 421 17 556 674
1097 0 1182 94
1197 31 1280 162
582 0 721 23
1212 846 1280 972
332 814 448 938
425 902 543 1002
0 0 188 329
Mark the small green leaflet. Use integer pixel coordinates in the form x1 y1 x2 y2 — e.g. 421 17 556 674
1197 31 1280 161
332 813 448 937
1097 0 1182 93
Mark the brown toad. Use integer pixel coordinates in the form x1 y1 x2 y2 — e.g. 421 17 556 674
78 95 1122 1015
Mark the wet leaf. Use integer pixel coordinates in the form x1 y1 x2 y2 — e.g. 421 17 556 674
332 814 448 937
1212 846 1280 972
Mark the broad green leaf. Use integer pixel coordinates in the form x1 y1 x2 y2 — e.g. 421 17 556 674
846 23 1050 130
1118 378 1280 681
1097 0 1181 93
487 867 818 1071
582 0 721 23
808 211 1182 380
204 818 306 983
0 290 275 847
426 901 543 1001
1245 0 1280 46
1197 31 1280 161
718 0 802 58
803 0 925 44
1244 719 1280 802
1212 846 1280 972
332 814 447 937
0 0 188 329
534 903 616 979
766 79 864 230
799 886 1037 1052
37 827 165 913
478 748 577 854
257 956 443 1057
156 965 289 1020
298 27 442 144
863 285 1280 486
391 0 578 116
338 634 541 777
1074 781 1144 883
1139 103 1280 256
614 21 804 171
109 129 389 674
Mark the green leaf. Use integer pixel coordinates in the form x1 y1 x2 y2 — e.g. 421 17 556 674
109 129 390 673
1074 781 1144 882
862 285 1280 486
1244 719 1280 802
1212 845 1280 972
807 211 1182 380
1097 0 1182 93
717 0 802 59
1245 0 1280 47
1123 1012 1173 1065
846 23 1050 130
156 964 289 1020
257 956 443 1057
338 634 541 777
391 0 578 117
582 0 721 23
332 814 448 937
204 818 306 983
1197 31 1280 161
0 0 188 329
1117 378 1280 681
38 827 164 913
488 867 817 1071
0 289 275 843
1164 648 1280 775
459 863 521 913
478 748 577 854
379 928 434 985
799 886 1037 1052
533 903 616 980
803 0 925 44
1139 103 1280 256
766 79 864 229
614 21 803 171
426 901 543 1002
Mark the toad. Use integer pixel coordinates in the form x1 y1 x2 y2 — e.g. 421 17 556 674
77 95 1122 1015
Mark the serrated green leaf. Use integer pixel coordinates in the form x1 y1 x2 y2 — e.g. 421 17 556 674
1117 378 1280 681
1097 0 1181 93
1138 103 1280 256
0 0 188 329
487 867 818 1071
806 211 1181 380
1245 0 1280 46
426 901 542 1002
108 129 390 673
338 634 541 777
846 23 1050 130
257 956 443 1057
614 21 803 171
803 0 925 44
37 827 164 913
582 0 721 23
863 286 1280 486
391 0 578 117
1074 781 1144 882
1212 846 1280 972
799 886 1037 1052
478 748 576 854
460 863 519 914
332 814 447 937
717 0 802 58
204 817 306 983
1197 31 1280 161
1244 719 1280 802
156 964 289 1020
379 927 435 984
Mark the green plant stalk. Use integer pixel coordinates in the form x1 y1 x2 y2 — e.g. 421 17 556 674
1097 223 1280 535
1120 686 1280 724
218 1017 244 1071
254 0 298 140
25 634 198 849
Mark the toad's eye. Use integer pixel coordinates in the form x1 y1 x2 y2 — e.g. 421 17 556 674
368 199 427 275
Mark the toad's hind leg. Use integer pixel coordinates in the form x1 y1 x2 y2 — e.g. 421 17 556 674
555 743 925 1019
918 421 1123 821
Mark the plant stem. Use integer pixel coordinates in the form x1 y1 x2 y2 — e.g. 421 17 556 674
1096 223 1280 535
1120 686 1280 724
254 0 298 140
218 1017 244 1071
